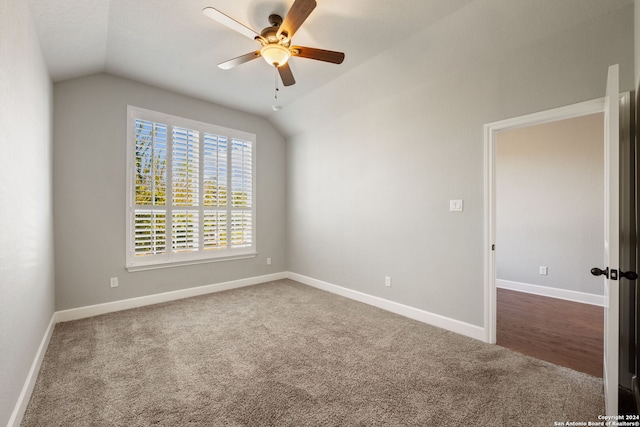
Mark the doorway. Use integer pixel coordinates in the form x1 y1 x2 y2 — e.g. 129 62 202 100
484 97 607 347
485 74 635 414
493 113 605 376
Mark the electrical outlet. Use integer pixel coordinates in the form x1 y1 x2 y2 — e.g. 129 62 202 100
266 257 272 265
110 277 119 288
385 276 391 287
539 266 548 276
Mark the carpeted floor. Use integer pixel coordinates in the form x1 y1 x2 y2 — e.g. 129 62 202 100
22 279 604 426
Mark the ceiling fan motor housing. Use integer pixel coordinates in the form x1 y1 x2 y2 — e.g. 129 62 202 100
260 16 289 45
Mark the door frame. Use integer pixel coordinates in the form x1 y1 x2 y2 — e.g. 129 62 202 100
483 98 606 344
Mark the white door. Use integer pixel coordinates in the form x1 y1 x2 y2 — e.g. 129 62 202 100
602 63 620 416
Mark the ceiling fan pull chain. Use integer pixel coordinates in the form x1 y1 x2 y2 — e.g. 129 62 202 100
274 66 280 100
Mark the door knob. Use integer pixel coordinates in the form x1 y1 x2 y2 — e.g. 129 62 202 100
591 267 637 281
591 267 609 278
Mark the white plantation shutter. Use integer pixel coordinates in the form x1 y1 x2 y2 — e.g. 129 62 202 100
172 127 199 207
134 119 167 206
230 138 253 248
126 106 256 270
203 210 227 249
231 210 252 247
172 210 199 252
134 210 166 255
231 138 252 208
133 119 167 257
203 133 227 207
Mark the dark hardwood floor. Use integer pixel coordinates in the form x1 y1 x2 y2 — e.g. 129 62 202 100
496 288 604 377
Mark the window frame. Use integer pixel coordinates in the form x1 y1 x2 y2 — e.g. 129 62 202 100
125 105 257 272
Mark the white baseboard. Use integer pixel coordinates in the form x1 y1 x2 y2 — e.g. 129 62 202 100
7 314 56 427
55 272 288 323
13 270 487 425
496 279 604 306
9 273 287 426
54 271 486 342
287 272 485 341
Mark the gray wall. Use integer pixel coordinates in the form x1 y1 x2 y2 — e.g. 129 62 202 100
0 1 55 425
278 4 634 327
495 114 604 295
53 73 287 310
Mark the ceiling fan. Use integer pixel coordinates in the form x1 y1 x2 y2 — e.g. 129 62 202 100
202 0 345 87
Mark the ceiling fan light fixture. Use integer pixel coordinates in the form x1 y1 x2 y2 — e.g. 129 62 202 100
260 44 291 67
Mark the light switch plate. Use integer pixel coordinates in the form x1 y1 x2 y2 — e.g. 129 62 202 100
449 200 463 212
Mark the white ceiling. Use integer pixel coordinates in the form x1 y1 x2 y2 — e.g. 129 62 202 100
27 0 633 125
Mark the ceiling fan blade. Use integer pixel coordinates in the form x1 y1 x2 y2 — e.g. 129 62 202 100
202 7 259 40
278 63 296 86
291 46 345 64
218 51 261 70
277 0 317 40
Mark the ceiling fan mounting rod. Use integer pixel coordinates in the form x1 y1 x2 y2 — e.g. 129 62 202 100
269 14 283 27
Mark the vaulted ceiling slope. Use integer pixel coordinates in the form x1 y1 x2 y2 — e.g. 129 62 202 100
27 0 632 134
270 0 634 137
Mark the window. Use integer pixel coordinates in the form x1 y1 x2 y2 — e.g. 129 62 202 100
126 106 256 271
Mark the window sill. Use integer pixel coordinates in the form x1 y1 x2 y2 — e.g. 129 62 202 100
126 252 257 272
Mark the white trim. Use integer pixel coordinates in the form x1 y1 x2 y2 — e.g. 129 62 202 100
484 98 606 344
486 97 605 132
7 314 56 427
55 272 287 323
125 252 257 272
496 279 605 307
288 272 485 341
483 122 497 344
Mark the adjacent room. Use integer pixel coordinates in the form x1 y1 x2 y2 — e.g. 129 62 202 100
1 0 638 425
495 113 605 377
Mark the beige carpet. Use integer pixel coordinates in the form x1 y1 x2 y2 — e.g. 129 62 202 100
22 279 604 426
